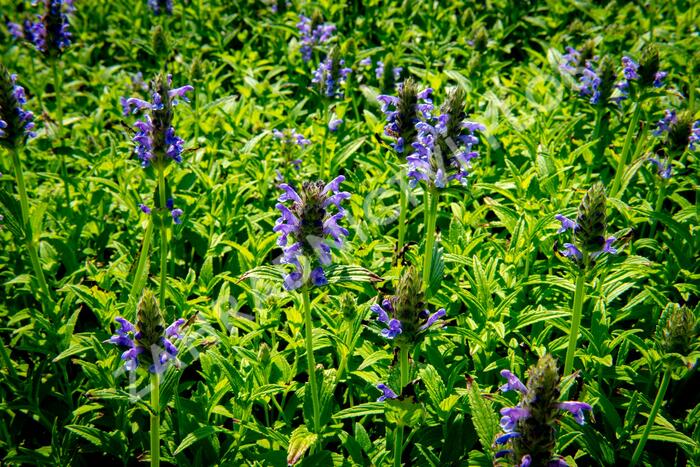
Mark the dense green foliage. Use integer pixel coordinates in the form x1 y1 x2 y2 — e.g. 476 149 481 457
0 0 699 465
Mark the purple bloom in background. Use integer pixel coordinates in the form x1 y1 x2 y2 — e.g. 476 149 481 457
167 198 183 224
312 50 352 99
29 0 72 57
139 203 152 214
273 176 350 290
328 118 343 132
578 60 602 104
296 14 335 62
690 121 700 151
653 71 668 88
375 61 403 82
148 0 174 15
648 158 672 179
559 46 580 74
653 109 678 136
273 128 311 148
376 383 398 402
122 73 192 168
621 56 639 80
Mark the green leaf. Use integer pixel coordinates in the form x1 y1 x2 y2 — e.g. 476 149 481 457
465 379 499 455
287 425 318 465
174 425 225 455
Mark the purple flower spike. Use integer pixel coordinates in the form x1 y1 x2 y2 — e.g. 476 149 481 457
376 383 398 402
500 369 528 393
558 401 593 425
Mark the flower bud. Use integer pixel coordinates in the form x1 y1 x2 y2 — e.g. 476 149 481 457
656 304 697 356
574 182 607 254
638 44 660 88
136 289 165 348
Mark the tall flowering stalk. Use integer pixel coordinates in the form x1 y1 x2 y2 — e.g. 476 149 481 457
311 48 351 178
371 266 446 467
0 66 52 307
494 354 592 466
296 12 336 62
377 79 433 258
610 44 667 197
648 110 698 236
148 0 173 15
122 73 192 310
630 304 699 465
273 176 349 433
407 88 485 291
106 289 186 467
554 183 618 375
28 0 73 205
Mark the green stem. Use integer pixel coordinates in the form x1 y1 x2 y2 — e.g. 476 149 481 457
422 188 439 294
399 346 410 391
393 424 404 467
564 273 586 376
157 169 168 310
11 148 52 305
630 367 671 466
397 179 408 262
611 101 643 197
302 288 321 433
150 372 161 467
51 59 71 208
319 106 329 179
649 180 667 238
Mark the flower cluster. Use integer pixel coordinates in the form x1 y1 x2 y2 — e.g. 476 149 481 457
577 56 616 105
494 355 592 467
370 266 446 345
121 73 193 168
273 128 311 148
555 183 617 267
559 46 581 74
106 290 185 373
29 0 73 57
616 45 667 99
377 79 434 153
407 88 486 188
0 67 36 149
652 108 700 155
311 49 352 99
274 176 350 290
296 13 336 62
148 0 174 15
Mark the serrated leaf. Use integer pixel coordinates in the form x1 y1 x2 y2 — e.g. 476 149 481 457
465 379 499 455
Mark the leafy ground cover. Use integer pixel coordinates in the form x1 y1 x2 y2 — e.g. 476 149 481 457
0 0 699 466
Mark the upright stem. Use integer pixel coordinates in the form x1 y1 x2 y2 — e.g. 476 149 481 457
11 148 52 305
564 272 586 376
422 188 439 293
150 372 161 467
611 101 643 197
51 59 71 208
157 169 168 310
319 106 329 179
393 424 404 467
649 179 667 238
399 345 410 390
397 179 408 261
630 367 672 466
302 288 321 433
